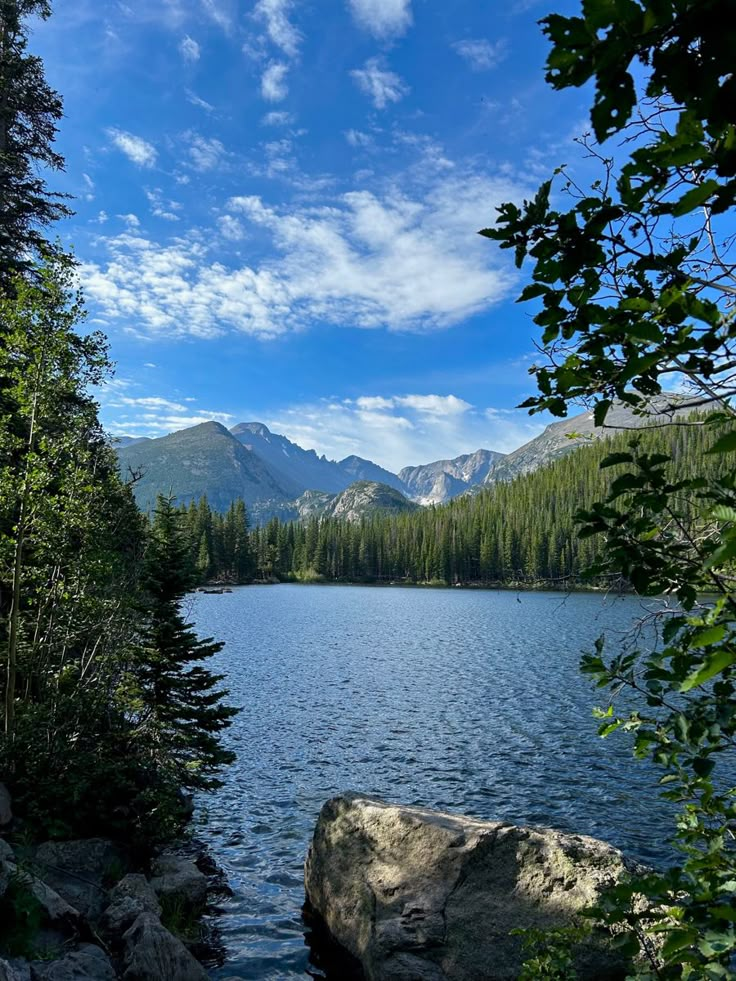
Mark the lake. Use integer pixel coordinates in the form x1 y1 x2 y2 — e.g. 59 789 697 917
188 584 673 980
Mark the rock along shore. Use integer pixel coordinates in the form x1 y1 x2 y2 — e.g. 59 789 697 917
305 793 643 981
0 783 223 981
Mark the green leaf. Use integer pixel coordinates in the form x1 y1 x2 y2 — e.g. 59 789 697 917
593 399 612 427
680 649 735 692
671 179 722 217
690 625 727 648
705 430 736 454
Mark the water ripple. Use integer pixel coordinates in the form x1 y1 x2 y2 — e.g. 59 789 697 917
191 585 676 979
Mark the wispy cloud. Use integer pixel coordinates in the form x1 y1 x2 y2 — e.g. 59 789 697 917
145 188 181 221
186 90 215 111
107 128 157 167
348 0 412 38
105 392 236 437
261 61 289 101
201 0 232 32
267 394 543 471
80 166 524 339
262 110 295 126
453 38 508 71
253 0 301 58
179 34 201 62
187 133 226 171
351 57 408 109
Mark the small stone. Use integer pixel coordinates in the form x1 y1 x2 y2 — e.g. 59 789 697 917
110 875 161 917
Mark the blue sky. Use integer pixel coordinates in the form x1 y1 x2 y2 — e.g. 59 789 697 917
35 0 590 471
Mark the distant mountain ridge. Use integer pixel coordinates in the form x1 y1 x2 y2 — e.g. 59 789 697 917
115 398 698 522
400 449 505 505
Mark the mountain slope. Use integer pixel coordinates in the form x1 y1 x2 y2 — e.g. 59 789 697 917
230 422 352 495
400 449 506 504
486 398 698 484
117 421 291 512
338 455 408 493
323 482 420 522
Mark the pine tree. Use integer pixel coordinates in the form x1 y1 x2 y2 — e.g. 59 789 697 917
0 1 72 284
131 496 238 798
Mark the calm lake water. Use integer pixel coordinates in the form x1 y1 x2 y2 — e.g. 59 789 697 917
189 584 674 980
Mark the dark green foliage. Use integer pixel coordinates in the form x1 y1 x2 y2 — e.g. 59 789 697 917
183 421 722 588
129 496 238 794
0 867 44 958
486 0 736 975
0 0 72 283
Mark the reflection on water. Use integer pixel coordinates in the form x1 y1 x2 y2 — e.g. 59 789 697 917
189 584 671 980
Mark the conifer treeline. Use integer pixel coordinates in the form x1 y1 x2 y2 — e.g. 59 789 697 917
181 420 719 587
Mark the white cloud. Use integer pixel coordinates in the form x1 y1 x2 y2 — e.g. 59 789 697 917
267 394 543 472
145 188 181 221
253 0 300 58
80 168 523 339
351 57 408 109
201 0 232 31
82 172 95 200
262 110 295 126
187 133 226 171
117 213 140 228
179 34 200 61
103 392 235 436
186 90 215 111
345 129 373 148
348 0 412 38
261 61 289 101
453 38 508 71
218 215 246 240
107 128 157 167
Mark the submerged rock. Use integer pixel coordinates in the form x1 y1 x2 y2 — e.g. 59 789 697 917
122 912 208 981
305 793 639 981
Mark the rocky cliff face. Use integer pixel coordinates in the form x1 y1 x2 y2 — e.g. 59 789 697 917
323 481 419 523
486 397 697 485
400 449 505 504
230 422 353 496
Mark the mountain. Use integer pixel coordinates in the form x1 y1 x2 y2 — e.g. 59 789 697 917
230 422 352 495
251 482 419 525
117 421 291 512
485 397 698 485
338 455 408 493
114 435 151 448
323 481 420 522
399 449 506 505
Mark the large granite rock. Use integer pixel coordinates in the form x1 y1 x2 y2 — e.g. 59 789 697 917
33 839 125 922
122 912 208 981
305 794 639 981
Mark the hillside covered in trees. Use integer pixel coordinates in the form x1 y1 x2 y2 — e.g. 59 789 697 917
183 417 720 587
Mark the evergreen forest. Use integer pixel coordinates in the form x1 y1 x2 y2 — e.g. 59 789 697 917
183 419 722 588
